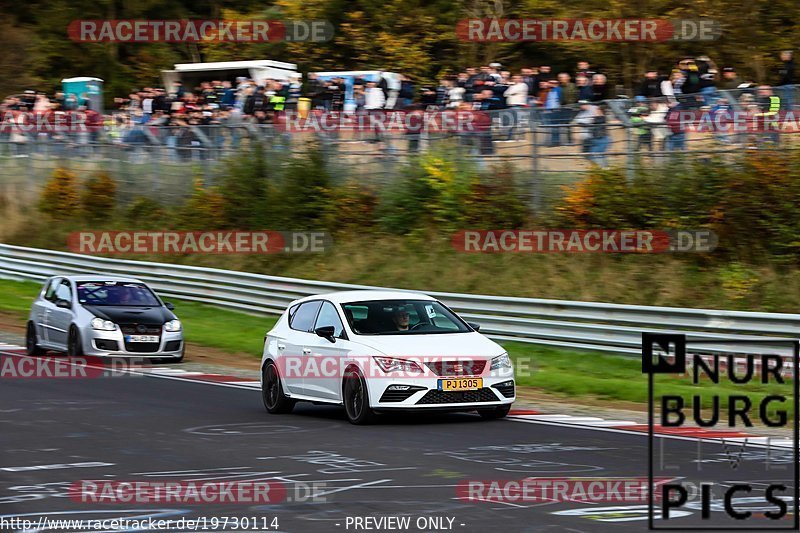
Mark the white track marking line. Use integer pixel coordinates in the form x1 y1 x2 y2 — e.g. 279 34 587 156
312 479 392 498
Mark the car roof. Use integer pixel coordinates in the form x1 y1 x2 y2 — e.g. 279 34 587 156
293 290 436 306
57 274 148 284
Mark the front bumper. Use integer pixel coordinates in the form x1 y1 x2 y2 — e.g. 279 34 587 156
81 327 184 358
366 371 515 410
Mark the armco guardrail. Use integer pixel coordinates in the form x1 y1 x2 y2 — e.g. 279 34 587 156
0 243 797 356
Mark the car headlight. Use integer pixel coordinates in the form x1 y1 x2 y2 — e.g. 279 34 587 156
90 317 117 331
164 319 182 332
491 353 512 370
373 356 422 374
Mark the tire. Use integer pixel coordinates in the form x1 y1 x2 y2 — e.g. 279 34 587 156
343 368 376 425
262 361 295 414
478 405 511 420
67 326 83 358
26 322 45 356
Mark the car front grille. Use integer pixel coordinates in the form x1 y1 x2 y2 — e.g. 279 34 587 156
416 388 499 405
425 360 487 376
120 324 162 335
119 323 162 353
492 380 515 398
124 342 161 353
379 385 425 403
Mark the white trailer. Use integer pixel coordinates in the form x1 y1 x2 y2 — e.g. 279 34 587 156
161 60 299 91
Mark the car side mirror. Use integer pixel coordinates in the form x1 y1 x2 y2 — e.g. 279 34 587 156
164 302 175 311
56 299 71 309
314 326 336 343
467 322 481 332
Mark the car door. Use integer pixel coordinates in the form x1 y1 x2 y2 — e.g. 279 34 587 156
33 278 59 345
303 301 353 401
281 300 322 396
46 279 75 349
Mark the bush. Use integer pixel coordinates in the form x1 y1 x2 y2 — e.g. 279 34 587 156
39 168 80 220
379 150 478 235
324 181 379 235
379 153 532 237
556 150 800 262
462 163 529 229
125 197 169 228
218 144 273 229
177 178 227 230
81 172 117 222
272 142 334 230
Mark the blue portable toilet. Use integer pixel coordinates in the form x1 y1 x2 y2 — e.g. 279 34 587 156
61 77 104 113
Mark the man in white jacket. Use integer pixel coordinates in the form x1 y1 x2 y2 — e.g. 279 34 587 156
364 81 386 110
504 76 529 107
503 75 529 139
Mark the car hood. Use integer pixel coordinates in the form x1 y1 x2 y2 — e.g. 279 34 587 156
83 305 174 325
350 331 505 358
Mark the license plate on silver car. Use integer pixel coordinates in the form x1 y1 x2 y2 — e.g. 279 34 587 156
126 335 159 343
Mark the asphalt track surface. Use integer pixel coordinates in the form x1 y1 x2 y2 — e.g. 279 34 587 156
1 349 797 533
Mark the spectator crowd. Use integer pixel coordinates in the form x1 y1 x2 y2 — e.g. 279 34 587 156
1 51 796 162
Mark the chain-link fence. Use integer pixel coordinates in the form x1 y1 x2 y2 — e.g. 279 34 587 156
2 91 799 211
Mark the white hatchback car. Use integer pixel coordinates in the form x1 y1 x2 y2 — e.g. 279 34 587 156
261 290 515 424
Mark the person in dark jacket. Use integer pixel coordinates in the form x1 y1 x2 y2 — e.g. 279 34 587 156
220 81 236 110
576 75 593 101
306 73 326 110
576 61 596 83
328 78 345 111
778 51 795 109
719 67 741 90
532 65 552 99
476 88 503 110
637 71 663 99
398 75 415 108
420 86 438 108
243 86 267 116
590 74 608 102
464 67 479 102
778 51 795 86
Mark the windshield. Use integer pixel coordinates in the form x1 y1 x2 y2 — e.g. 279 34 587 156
341 299 470 335
76 281 162 307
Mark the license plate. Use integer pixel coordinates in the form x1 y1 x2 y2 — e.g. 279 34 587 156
126 335 159 343
439 377 483 391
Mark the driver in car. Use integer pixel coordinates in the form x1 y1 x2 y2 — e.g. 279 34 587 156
391 308 410 331
112 287 134 305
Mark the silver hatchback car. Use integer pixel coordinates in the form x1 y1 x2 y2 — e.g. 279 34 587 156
26 275 184 362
